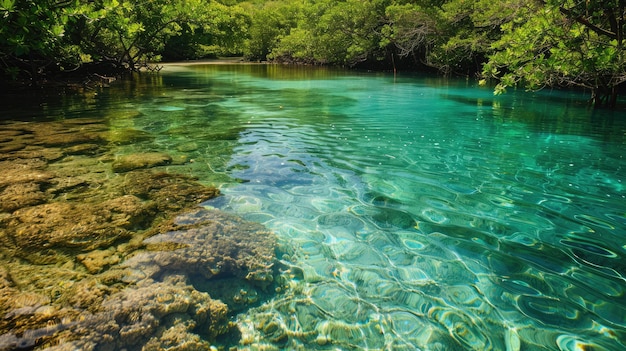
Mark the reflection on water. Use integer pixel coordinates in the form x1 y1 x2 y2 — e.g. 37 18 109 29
1 64 625 350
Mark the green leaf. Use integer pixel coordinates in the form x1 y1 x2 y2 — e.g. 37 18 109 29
51 24 65 37
0 0 15 11
494 83 507 95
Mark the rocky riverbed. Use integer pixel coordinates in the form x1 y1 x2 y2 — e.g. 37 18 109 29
0 117 278 350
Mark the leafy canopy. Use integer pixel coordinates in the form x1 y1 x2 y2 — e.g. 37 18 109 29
0 0 250 79
483 0 625 107
1 0 624 107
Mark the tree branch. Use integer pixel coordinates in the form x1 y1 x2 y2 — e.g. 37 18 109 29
558 5 617 39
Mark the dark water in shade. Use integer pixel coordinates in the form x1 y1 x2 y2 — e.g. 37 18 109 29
4 64 626 350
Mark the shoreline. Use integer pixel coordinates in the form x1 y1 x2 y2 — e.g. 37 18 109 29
157 57 265 66
0 58 262 94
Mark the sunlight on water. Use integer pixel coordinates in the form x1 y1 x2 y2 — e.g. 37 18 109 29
175 65 626 350
4 64 623 350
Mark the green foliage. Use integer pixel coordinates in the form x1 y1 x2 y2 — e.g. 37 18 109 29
308 0 389 65
0 0 77 78
1 0 623 107
78 0 217 68
381 3 441 67
244 1 304 61
484 0 625 107
158 2 250 60
0 0 250 79
242 0 517 70
243 0 390 65
423 0 532 74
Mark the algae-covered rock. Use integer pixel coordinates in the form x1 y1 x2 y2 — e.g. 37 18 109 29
61 277 115 312
105 128 154 145
122 171 220 212
0 122 97 160
0 203 278 350
136 208 276 289
43 275 231 351
14 146 66 162
0 166 223 264
98 276 218 345
176 142 199 152
0 264 85 351
0 128 33 158
0 116 277 350
0 182 48 213
64 143 102 155
0 195 151 263
0 273 230 351
0 159 54 188
142 319 213 351
0 142 26 153
77 248 121 274
31 121 107 147
0 160 55 214
112 152 173 172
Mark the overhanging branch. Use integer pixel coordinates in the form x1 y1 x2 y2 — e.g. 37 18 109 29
558 5 618 40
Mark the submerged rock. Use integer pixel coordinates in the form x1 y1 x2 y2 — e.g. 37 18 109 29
0 160 54 213
64 143 102 155
0 273 230 351
77 247 122 274
105 128 155 145
176 142 199 152
122 171 220 213
0 195 150 264
0 182 48 213
0 204 279 350
0 117 277 350
112 152 173 172
31 121 107 147
67 275 231 351
134 208 277 289
0 159 54 188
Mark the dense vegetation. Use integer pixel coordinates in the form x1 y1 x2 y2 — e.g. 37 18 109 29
1 0 624 107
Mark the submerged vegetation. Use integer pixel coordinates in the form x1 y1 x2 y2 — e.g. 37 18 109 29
0 0 624 106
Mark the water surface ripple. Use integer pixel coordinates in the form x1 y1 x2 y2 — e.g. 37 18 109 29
11 64 622 350
181 65 625 350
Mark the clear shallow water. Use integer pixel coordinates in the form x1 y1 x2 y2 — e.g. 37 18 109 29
8 64 626 350
171 65 626 350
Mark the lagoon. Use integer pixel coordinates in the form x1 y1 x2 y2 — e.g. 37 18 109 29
1 64 625 350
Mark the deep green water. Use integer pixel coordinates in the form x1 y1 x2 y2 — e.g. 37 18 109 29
9 64 626 350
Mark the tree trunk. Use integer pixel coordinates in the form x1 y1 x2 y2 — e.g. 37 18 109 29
590 89 600 108
608 86 618 108
591 86 619 109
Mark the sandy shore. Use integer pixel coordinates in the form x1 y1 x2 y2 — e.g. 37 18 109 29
158 57 267 66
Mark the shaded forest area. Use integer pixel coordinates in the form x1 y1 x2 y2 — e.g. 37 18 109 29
1 0 624 107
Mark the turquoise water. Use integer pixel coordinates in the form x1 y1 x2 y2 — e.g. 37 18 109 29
11 64 626 350
156 65 626 350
